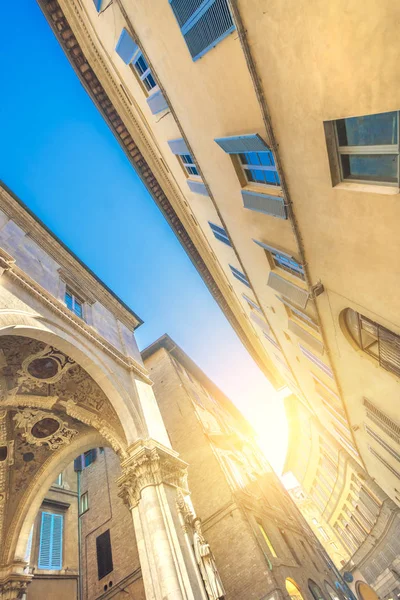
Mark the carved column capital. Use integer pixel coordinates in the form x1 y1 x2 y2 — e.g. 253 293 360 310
117 440 188 509
0 576 31 599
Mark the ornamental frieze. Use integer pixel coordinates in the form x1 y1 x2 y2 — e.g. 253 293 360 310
13 409 78 451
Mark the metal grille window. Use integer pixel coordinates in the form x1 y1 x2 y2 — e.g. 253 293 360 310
65 289 83 319
345 308 400 377
179 153 199 176
229 265 250 288
334 111 399 186
132 52 157 92
169 0 235 61
239 151 280 187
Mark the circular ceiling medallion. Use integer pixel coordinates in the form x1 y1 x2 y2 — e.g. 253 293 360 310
27 357 59 380
23 452 34 462
31 418 60 439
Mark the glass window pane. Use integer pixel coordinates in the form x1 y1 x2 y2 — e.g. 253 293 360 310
264 170 280 186
134 54 148 76
65 292 73 310
144 73 156 91
341 154 398 183
74 301 83 318
181 154 192 164
259 152 274 166
337 112 398 146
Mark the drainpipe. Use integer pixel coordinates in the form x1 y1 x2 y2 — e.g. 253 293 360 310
77 469 83 600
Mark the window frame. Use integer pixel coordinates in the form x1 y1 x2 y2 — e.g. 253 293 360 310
238 151 281 188
130 48 158 96
65 288 84 320
331 111 400 187
80 491 89 515
178 153 199 177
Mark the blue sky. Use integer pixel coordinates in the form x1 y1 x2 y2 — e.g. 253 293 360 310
0 0 288 471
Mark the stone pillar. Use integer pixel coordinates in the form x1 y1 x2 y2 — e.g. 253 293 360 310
118 440 208 600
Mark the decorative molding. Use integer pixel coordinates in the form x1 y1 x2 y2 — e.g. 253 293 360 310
117 440 188 509
0 248 15 277
13 409 78 451
17 345 75 388
61 399 127 457
1 264 152 384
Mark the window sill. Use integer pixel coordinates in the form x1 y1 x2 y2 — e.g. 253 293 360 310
334 181 399 195
243 183 283 197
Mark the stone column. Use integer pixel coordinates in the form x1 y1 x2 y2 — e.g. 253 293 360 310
118 440 208 600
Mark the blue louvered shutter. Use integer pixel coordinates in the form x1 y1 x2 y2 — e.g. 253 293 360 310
93 0 102 11
168 138 190 155
38 513 63 570
74 455 83 472
169 0 235 61
115 29 138 64
214 133 269 154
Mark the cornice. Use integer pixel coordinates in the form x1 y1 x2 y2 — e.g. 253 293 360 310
0 184 141 331
36 0 281 388
1 262 152 384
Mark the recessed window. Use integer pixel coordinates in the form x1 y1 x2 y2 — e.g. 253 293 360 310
131 51 157 93
38 512 63 570
239 151 280 187
80 492 89 515
65 288 83 319
179 153 199 176
53 473 63 486
208 222 231 246
229 265 250 288
344 308 400 377
257 521 277 557
331 110 399 186
96 529 113 580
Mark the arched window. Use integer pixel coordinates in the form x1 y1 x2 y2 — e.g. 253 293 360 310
286 578 305 600
325 581 342 600
343 308 400 377
308 579 327 600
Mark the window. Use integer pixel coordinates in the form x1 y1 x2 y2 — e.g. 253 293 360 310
65 288 83 319
364 398 400 445
286 579 305 600
254 239 305 279
279 528 300 564
38 512 63 570
299 345 334 378
96 529 113 580
169 0 235 61
229 265 250 288
115 29 168 114
257 521 277 557
80 492 89 515
239 151 280 187
74 449 97 471
84 449 97 468
277 296 319 331
308 580 326 600
179 153 199 176
330 542 338 551
318 526 329 541
131 51 157 93
53 473 63 487
208 222 231 247
242 294 262 314
344 308 400 377
332 111 399 186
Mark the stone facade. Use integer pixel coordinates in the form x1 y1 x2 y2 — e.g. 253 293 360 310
0 184 215 600
81 335 349 600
